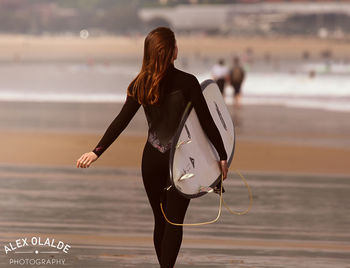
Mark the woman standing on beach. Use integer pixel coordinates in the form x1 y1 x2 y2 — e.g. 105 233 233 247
76 27 228 268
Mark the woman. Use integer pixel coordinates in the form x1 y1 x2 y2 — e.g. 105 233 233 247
76 27 228 268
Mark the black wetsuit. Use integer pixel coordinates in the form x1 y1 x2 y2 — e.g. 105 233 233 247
92 63 227 268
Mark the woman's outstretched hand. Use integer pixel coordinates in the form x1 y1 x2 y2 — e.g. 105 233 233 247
219 160 228 180
76 152 98 168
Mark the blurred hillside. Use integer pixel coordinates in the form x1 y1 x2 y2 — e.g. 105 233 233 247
0 0 350 38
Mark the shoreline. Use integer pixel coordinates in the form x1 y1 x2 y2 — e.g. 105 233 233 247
1 98 350 113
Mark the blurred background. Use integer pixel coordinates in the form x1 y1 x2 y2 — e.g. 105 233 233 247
0 0 350 131
1 1 350 267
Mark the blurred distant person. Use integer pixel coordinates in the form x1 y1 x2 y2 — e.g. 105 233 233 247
309 70 316 79
211 58 229 94
229 57 245 107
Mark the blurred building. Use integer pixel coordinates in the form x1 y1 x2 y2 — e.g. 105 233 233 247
140 2 350 36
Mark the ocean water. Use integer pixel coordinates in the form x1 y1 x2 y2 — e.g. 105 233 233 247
0 61 349 112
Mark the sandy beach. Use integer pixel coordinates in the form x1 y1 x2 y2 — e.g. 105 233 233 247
1 34 350 267
1 129 350 175
0 35 349 62
1 101 350 268
1 100 349 175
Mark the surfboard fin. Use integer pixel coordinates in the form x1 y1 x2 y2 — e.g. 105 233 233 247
199 186 214 193
178 173 195 181
176 139 192 149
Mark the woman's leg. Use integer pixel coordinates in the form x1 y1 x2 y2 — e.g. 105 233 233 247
141 142 168 264
233 83 242 107
216 78 225 94
142 141 190 267
160 187 190 268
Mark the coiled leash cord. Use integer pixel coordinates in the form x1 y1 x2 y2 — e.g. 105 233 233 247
160 170 253 226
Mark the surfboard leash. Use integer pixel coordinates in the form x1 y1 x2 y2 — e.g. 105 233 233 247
159 170 253 226
223 170 253 216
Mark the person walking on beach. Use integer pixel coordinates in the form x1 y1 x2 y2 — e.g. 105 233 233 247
211 58 229 94
229 57 245 107
76 27 228 268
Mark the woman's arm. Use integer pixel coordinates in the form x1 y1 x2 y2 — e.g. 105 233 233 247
188 75 227 161
76 94 140 168
92 95 141 158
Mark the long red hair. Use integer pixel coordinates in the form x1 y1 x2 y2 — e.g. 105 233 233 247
127 27 176 105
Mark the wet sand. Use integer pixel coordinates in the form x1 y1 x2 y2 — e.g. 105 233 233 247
0 164 349 267
1 100 350 267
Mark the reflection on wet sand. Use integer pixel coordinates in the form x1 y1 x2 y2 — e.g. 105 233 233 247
1 164 349 267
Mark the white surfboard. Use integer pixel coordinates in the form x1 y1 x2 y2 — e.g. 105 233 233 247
169 80 235 199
